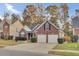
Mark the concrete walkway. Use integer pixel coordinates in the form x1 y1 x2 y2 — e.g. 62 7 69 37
4 43 57 54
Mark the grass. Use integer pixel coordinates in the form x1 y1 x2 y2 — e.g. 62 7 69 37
48 50 79 56
0 40 17 46
48 43 79 56
53 43 79 50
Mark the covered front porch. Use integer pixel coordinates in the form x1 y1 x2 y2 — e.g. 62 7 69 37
26 32 36 40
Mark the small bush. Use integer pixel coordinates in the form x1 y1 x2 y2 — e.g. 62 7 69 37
64 35 71 42
15 37 27 42
8 36 13 40
72 35 78 42
1 35 4 39
57 38 64 44
31 37 37 43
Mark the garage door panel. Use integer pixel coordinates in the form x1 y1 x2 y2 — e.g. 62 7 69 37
48 35 58 43
37 35 46 43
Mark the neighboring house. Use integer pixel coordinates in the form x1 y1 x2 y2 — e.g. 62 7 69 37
0 20 3 39
19 23 40 40
0 18 11 39
19 25 32 40
72 16 79 35
33 20 59 43
10 20 24 39
3 19 10 39
19 29 26 38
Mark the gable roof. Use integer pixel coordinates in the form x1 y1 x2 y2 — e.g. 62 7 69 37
23 25 31 32
10 20 24 35
28 23 40 31
72 16 79 28
0 19 10 32
10 20 23 31
11 20 23 25
35 20 59 31
11 19 18 24
1 18 13 25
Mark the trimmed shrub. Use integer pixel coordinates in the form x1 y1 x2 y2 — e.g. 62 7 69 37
72 35 78 42
1 35 4 39
8 36 13 40
15 37 27 42
31 37 37 43
57 38 64 44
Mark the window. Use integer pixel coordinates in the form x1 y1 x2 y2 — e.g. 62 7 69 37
4 25 8 29
16 28 18 32
45 22 49 30
20 31 25 37
44 22 51 30
16 28 19 32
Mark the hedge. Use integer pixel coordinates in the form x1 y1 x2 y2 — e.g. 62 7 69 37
31 37 37 43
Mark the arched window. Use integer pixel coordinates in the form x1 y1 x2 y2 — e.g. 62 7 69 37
4 25 8 29
45 22 49 30
44 22 51 30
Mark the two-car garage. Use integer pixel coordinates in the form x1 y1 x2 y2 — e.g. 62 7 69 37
37 35 46 43
37 34 58 43
35 20 60 44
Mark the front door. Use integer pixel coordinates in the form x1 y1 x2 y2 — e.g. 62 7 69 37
28 33 33 40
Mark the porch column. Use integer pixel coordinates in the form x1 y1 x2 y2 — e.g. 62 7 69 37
33 33 35 37
46 32 48 43
27 34 28 40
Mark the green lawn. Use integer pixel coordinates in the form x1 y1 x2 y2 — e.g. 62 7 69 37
53 43 79 50
48 43 79 56
0 40 27 47
48 50 79 56
0 40 17 46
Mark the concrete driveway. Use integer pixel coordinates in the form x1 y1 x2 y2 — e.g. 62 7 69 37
4 43 57 54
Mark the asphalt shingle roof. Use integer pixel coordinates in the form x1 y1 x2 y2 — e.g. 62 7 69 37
28 23 40 31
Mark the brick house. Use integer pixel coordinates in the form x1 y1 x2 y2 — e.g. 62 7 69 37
72 16 79 36
10 20 24 39
0 20 3 39
33 20 59 43
3 19 10 39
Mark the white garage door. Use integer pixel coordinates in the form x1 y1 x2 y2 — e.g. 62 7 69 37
37 35 46 43
48 35 58 43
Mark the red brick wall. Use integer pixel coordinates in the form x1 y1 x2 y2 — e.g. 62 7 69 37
34 23 59 35
3 21 9 35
